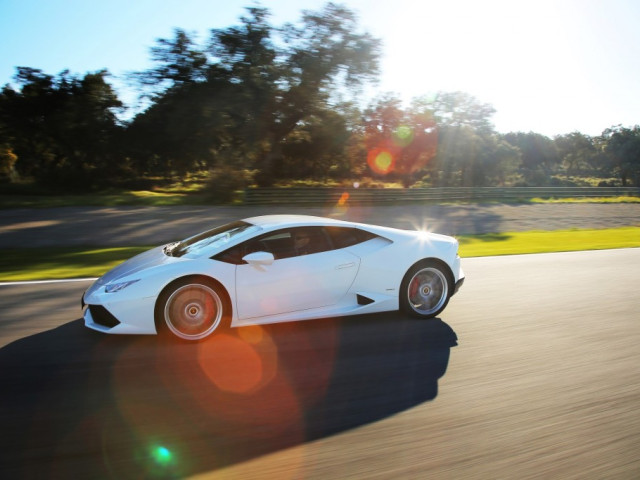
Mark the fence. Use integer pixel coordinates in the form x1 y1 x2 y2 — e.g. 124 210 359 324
243 186 640 205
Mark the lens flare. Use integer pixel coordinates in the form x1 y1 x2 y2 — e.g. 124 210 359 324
367 148 396 175
238 324 264 344
199 334 265 394
151 445 173 465
330 191 350 218
393 125 414 147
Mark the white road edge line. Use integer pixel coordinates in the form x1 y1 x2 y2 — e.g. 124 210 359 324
0 278 98 286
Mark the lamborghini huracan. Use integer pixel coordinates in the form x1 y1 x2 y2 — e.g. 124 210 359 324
83 215 464 341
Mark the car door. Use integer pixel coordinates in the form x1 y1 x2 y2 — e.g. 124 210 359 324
235 227 360 320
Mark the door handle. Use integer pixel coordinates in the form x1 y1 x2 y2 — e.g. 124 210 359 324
336 262 356 269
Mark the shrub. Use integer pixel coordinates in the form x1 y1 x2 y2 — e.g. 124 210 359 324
205 166 255 203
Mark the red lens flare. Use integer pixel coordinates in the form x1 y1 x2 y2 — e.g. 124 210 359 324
367 147 397 175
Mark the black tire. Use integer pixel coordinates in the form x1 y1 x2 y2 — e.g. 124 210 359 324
157 277 230 341
400 260 453 318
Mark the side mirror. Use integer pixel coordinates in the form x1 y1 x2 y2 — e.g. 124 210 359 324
242 251 275 267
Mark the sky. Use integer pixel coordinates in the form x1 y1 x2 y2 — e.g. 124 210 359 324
1 0 639 137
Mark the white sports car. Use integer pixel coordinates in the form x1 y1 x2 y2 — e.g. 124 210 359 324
83 215 464 341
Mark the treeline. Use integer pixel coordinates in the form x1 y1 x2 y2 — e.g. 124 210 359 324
1 3 639 195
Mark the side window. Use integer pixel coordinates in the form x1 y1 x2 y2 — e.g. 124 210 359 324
213 226 333 264
288 227 331 258
212 244 245 264
258 231 294 259
213 236 272 265
325 227 377 249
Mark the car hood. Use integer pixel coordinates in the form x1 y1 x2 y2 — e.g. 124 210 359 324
94 245 179 287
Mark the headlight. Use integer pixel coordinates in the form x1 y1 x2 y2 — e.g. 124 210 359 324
105 279 140 293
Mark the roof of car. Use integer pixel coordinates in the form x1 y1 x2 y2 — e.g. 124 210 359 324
243 214 352 229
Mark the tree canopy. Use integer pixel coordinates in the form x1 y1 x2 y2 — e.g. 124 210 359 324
1 3 638 192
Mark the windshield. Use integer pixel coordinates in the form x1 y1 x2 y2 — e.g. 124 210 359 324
169 221 260 258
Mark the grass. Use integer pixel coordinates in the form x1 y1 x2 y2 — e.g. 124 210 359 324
458 226 640 257
0 191 213 208
530 196 640 204
0 246 151 281
2 190 639 208
2 173 638 208
1 227 638 282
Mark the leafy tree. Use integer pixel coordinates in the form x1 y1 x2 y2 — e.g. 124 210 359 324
231 3 380 184
601 125 640 186
554 132 598 176
280 107 351 179
413 93 519 187
130 4 380 185
414 91 496 132
143 28 208 89
361 95 437 186
358 91 519 187
0 68 123 188
503 131 559 185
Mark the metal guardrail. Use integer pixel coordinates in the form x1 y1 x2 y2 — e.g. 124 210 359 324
243 187 640 205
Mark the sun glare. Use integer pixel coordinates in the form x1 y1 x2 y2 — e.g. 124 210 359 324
374 0 598 134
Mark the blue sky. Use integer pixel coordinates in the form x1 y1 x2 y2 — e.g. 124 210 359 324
1 0 639 136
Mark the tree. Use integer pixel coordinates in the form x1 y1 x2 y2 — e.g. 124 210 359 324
280 107 351 179
414 91 496 132
554 132 598 176
130 4 381 184
503 132 559 185
357 91 519 187
231 3 380 184
602 125 640 186
144 29 208 89
411 92 517 187
360 95 437 186
0 68 123 188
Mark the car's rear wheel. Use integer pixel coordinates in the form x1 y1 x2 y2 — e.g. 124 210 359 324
400 260 452 318
159 278 229 341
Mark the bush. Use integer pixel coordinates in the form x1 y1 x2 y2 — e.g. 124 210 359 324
205 166 255 203
0 146 18 181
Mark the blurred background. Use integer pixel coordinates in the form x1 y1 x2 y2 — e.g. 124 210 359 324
1 0 639 201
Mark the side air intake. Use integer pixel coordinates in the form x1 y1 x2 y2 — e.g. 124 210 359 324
357 294 375 306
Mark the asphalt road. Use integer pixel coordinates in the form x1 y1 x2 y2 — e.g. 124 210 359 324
1 203 640 247
1 248 639 479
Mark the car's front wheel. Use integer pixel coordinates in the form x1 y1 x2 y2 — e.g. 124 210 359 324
400 260 452 318
158 278 230 341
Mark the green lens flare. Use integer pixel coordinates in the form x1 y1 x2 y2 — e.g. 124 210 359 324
152 445 173 465
395 125 412 140
393 125 414 147
375 151 393 170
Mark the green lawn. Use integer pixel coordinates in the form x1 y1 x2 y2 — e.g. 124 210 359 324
530 196 640 204
0 246 151 281
1 226 638 282
0 191 213 208
458 226 640 257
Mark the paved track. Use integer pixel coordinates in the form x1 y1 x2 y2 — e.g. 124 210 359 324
1 203 640 247
1 249 639 478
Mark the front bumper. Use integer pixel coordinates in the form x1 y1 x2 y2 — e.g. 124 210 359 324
82 288 158 335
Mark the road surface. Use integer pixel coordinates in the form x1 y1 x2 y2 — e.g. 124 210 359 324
1 249 639 478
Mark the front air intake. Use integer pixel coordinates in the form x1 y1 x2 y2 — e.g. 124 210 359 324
88 305 120 328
